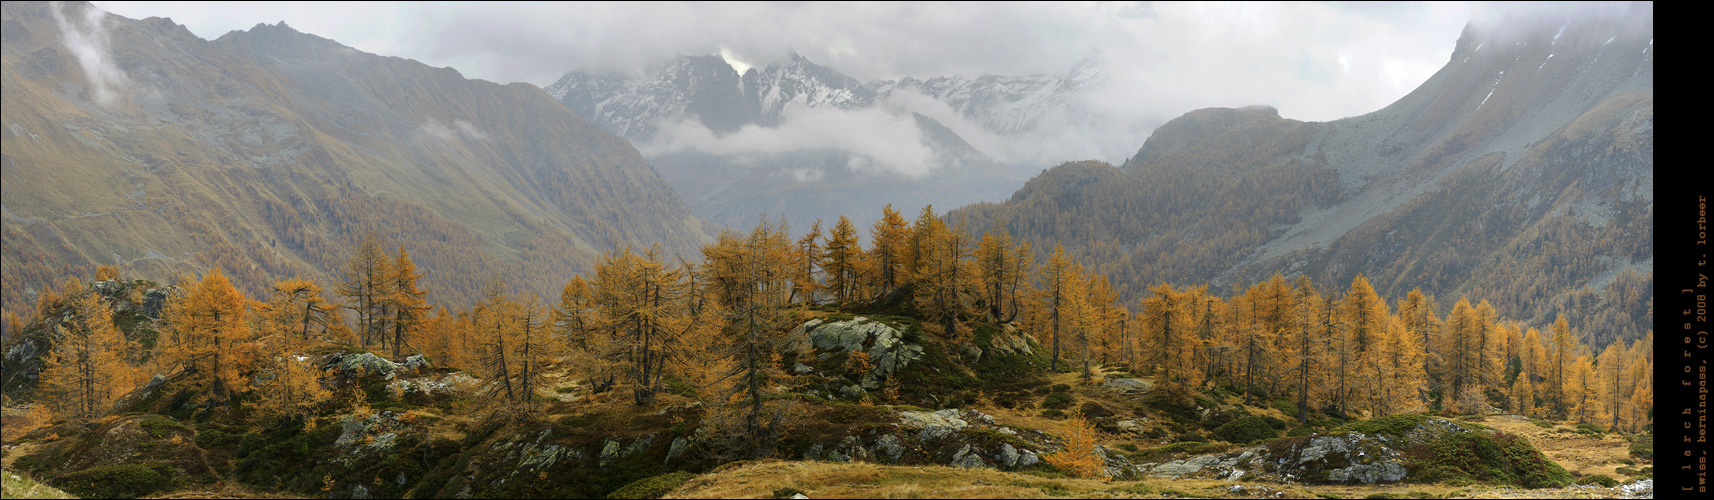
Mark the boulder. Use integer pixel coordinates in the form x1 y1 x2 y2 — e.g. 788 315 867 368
666 436 692 463
997 443 1021 468
1103 378 1154 394
951 444 988 469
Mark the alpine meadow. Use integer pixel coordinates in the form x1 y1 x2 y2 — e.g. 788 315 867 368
0 2 1657 499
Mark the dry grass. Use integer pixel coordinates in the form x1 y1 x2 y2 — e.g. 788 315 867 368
663 460 1160 499
1477 414 1641 479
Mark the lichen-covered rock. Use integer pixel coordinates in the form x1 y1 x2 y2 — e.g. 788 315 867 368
1097 445 1142 480
402 354 432 372
328 352 399 379
998 443 1021 468
666 436 691 463
951 444 988 469
1282 432 1406 484
1403 418 1475 445
787 317 924 386
1103 378 1154 394
875 434 905 462
1018 449 1040 467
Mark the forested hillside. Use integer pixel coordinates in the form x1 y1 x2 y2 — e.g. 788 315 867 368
2 202 1652 498
952 9 1653 348
0 1 709 334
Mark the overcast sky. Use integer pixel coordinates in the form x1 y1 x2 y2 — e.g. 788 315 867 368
90 1 1509 122
87 1 1624 169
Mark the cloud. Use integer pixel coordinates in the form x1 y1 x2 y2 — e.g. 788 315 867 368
52 1 131 108
422 118 490 143
90 1 1631 166
639 105 935 178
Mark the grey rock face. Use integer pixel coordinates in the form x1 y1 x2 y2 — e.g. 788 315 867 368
875 434 905 462
792 362 815 374
788 317 924 387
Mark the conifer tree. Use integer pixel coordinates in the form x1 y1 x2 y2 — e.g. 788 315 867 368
702 219 795 455
825 216 863 302
1038 243 1076 371
793 219 825 305
914 215 974 342
1140 283 1197 392
40 290 126 420
869 204 910 295
1548 314 1576 417
1291 276 1325 423
337 233 394 351
161 267 253 401
385 246 432 359
264 278 340 342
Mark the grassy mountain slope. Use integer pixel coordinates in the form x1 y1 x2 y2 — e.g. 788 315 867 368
1 1 709 316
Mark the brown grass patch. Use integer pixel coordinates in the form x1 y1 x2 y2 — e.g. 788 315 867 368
664 460 1157 499
1478 414 1642 479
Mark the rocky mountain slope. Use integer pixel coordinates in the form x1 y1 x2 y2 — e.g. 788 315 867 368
952 6 1654 345
0 1 709 313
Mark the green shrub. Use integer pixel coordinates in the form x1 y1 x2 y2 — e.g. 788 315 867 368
194 429 240 449
1175 432 1207 443
1040 409 1066 419
606 472 696 499
1051 384 1071 393
1337 413 1432 440
1575 474 1618 487
1263 416 1287 429
1405 431 1572 488
1531 420 1553 429
1042 393 1074 410
1574 422 1606 437
1117 443 1139 453
53 463 173 499
139 414 189 438
1288 427 1314 437
1628 433 1653 459
1079 402 1114 418
1213 416 1278 444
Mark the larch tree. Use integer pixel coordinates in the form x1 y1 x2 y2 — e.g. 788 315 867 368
162 267 254 402
1548 314 1576 417
553 275 600 353
1140 283 1196 392
1397 289 1441 383
904 205 942 282
824 215 863 303
263 278 344 342
702 219 794 455
596 245 707 406
1340 275 1389 416
792 219 825 305
1439 298 1479 412
385 246 432 359
869 204 911 295
1291 276 1325 423
40 290 127 420
1038 243 1076 371
337 233 394 352
914 215 974 343
975 230 1017 322
1596 341 1627 430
